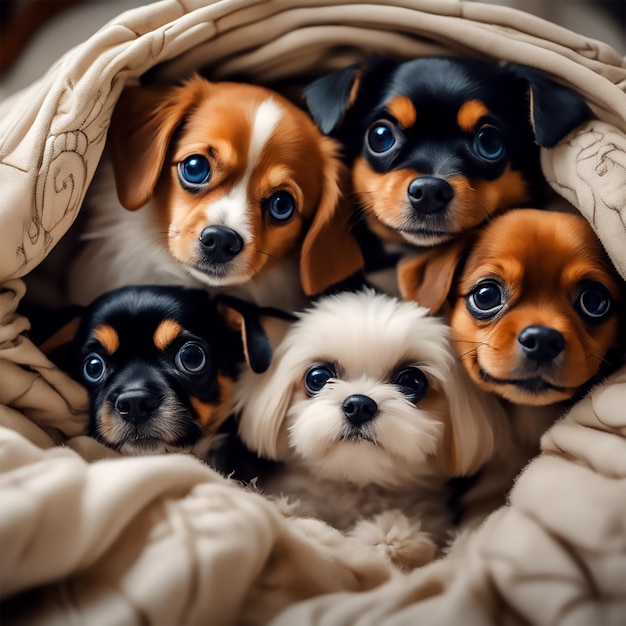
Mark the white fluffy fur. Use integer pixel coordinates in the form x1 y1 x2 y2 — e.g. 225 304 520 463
235 290 507 570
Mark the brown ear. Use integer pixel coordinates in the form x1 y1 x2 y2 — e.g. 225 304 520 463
217 296 295 374
109 75 207 211
300 148 364 296
398 236 471 314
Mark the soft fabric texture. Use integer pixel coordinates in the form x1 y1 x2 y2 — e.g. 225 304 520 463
0 1 625 623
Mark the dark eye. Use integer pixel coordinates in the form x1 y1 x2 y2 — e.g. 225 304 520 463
367 122 396 154
265 190 296 223
82 353 106 384
395 367 429 404
176 342 208 374
467 280 507 319
178 155 211 189
577 282 612 320
304 365 335 396
473 126 505 161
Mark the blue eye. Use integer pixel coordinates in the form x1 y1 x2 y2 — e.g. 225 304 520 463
467 280 506 319
367 122 396 154
82 353 106 384
304 365 335 396
395 367 429 404
473 126 505 161
266 190 296 223
178 155 211 188
577 282 612 320
176 342 208 374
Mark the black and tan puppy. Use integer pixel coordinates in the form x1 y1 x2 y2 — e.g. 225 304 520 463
304 56 591 253
51 285 276 456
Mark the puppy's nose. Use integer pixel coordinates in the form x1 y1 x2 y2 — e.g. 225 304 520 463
407 176 454 214
199 226 244 264
518 325 565 363
114 389 159 424
342 394 378 426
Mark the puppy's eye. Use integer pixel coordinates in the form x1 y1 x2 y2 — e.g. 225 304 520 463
176 342 209 374
366 122 396 154
265 190 296 223
178 155 211 189
304 365 335 396
82 353 106 384
473 126 504 161
577 282 612 320
467 279 506 319
395 367 429 404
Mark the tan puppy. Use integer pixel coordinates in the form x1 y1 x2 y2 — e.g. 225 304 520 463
67 75 363 309
399 208 624 527
399 209 624 407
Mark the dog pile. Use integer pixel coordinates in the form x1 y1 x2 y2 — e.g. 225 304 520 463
34 56 624 572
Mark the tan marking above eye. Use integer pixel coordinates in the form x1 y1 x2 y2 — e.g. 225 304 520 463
154 320 183 351
93 325 119 355
457 100 489 132
386 95 417 129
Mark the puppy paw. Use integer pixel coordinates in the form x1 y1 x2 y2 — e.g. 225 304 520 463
349 509 439 571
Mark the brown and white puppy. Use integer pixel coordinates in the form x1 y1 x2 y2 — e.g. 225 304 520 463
233 289 506 570
67 75 363 310
399 209 624 408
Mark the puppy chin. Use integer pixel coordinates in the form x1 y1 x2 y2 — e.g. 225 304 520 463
285 386 445 488
95 403 201 455
184 263 254 288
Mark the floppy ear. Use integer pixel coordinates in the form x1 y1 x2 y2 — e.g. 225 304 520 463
108 74 207 210
436 365 508 476
233 324 299 460
398 235 471 314
29 304 85 369
216 295 295 374
303 63 362 134
303 56 396 135
503 63 591 148
299 143 364 296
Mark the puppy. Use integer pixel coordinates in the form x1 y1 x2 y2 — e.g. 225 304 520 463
65 75 363 310
44 285 273 457
233 289 506 570
303 56 591 274
399 209 624 408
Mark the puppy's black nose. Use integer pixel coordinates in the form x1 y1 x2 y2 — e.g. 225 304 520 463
407 176 454 214
114 389 159 424
342 394 378 426
518 325 565 363
199 226 244 264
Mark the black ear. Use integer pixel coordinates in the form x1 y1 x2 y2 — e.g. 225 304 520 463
18 302 86 369
303 63 362 134
215 295 296 374
503 63 591 148
303 56 397 135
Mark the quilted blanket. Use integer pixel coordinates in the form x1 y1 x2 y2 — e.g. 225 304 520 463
1 1 625 623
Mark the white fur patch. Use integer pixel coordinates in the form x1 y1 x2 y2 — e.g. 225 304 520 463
205 98 283 238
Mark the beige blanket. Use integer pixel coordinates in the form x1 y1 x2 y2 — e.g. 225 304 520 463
1 1 625 623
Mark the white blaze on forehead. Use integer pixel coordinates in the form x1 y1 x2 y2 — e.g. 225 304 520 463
205 98 284 237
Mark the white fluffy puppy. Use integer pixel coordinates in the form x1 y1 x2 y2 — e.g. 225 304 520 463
234 289 505 570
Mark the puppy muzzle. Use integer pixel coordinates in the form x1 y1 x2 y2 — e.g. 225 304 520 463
407 176 454 215
199 225 244 265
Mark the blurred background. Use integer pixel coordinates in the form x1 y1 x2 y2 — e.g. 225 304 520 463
1 0 624 98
